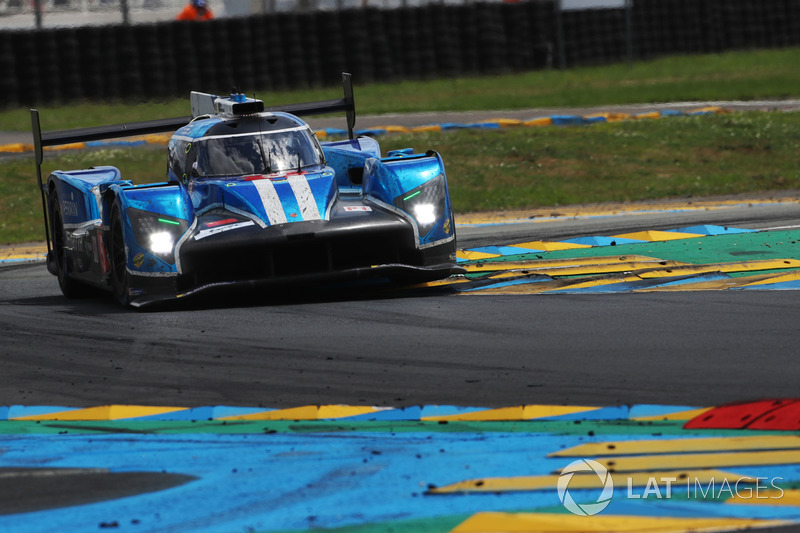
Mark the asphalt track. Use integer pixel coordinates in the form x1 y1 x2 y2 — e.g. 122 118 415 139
2 198 800 409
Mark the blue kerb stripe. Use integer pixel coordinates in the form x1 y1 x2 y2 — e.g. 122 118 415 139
337 407 424 421
86 140 146 147
563 236 646 246
628 404 702 418
419 406 488 418
465 122 501 129
675 224 758 236
322 128 348 137
468 245 541 256
4 405 80 419
551 115 585 125
543 405 630 420
646 272 730 288
742 279 800 290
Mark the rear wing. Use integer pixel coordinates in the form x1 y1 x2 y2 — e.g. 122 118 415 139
265 72 356 139
31 72 357 256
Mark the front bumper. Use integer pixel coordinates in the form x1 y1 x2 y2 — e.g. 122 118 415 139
127 209 462 307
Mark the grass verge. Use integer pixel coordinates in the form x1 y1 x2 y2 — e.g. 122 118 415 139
3 110 799 244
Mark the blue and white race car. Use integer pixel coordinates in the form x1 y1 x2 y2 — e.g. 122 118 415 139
32 74 463 307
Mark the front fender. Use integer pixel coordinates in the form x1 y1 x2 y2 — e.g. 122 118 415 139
363 151 455 248
105 183 195 274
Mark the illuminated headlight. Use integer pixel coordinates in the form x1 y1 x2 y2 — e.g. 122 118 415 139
412 203 437 225
127 208 189 263
149 231 175 254
393 174 447 237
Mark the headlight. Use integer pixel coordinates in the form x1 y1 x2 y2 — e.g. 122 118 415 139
149 231 176 254
393 174 446 237
127 208 189 263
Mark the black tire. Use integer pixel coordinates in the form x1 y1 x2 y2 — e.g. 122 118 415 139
49 189 90 299
109 207 131 307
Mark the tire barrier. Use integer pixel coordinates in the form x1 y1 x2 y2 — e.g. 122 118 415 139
2 0 799 108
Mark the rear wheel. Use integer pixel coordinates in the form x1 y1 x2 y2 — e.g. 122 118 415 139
109 207 131 306
49 189 89 299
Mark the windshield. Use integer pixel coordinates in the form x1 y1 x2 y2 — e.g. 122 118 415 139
194 127 324 177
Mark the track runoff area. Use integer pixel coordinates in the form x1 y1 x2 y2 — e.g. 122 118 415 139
3 198 800 532
3 105 800 531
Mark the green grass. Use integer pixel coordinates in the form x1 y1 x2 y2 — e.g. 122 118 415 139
3 49 800 244
4 110 799 244
3 48 800 131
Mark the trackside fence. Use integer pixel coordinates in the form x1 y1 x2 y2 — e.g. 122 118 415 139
1 0 799 107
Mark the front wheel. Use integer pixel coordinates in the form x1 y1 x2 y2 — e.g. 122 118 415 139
109 207 131 307
49 189 90 299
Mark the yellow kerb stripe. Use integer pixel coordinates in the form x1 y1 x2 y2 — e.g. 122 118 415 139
12 405 186 421
430 470 751 494
450 512 790 533
584 450 800 473
550 435 800 458
218 405 382 421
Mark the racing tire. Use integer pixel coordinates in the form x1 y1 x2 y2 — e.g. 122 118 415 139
49 189 90 299
109 207 132 307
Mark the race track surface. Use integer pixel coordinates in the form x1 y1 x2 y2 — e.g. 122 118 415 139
3 176 800 530
2 197 800 408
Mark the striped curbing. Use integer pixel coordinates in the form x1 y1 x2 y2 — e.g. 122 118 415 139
447 224 800 294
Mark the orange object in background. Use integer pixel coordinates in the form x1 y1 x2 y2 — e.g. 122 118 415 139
176 0 214 21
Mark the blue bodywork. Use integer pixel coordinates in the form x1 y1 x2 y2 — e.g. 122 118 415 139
40 93 460 307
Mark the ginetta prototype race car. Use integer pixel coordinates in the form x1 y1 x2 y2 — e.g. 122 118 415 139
32 74 462 307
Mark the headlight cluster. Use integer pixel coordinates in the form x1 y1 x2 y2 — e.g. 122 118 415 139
393 174 446 237
127 208 189 262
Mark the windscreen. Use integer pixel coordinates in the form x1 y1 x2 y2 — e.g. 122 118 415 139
194 127 324 177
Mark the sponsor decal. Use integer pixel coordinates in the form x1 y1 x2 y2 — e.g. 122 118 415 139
204 218 238 228
133 252 145 269
443 218 451 234
62 199 80 217
344 206 372 212
194 220 255 241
